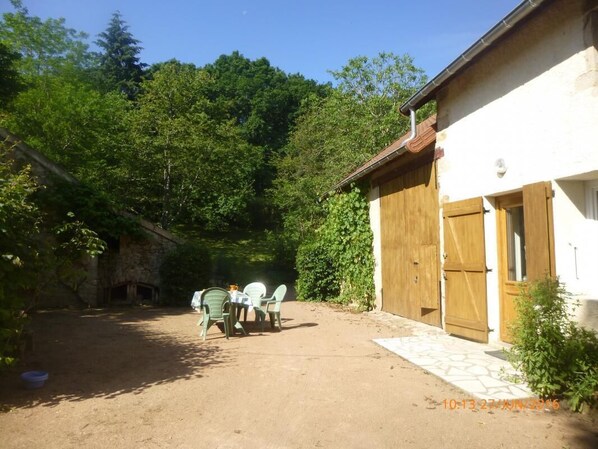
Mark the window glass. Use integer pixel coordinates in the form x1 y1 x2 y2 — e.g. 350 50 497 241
506 205 527 281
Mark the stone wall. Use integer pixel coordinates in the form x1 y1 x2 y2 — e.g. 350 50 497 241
2 130 182 308
97 226 180 305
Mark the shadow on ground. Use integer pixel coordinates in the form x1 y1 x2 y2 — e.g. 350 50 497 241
0 307 228 410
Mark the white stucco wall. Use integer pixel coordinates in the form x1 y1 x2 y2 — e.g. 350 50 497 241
436 0 598 337
553 181 598 329
368 186 383 310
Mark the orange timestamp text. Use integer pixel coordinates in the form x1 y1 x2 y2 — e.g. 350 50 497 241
443 398 560 411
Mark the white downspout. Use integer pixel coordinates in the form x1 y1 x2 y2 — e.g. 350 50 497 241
401 108 418 147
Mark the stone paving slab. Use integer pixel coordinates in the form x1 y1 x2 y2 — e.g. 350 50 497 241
374 334 534 400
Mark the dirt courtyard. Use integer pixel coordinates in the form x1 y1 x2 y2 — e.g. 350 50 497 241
1 300 597 449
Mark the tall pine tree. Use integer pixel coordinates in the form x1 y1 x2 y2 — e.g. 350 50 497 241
0 42 22 106
95 11 145 99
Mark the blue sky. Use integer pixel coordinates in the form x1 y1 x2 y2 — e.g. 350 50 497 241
2 0 522 84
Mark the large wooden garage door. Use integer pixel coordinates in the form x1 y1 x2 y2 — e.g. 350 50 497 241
379 161 440 327
443 197 488 342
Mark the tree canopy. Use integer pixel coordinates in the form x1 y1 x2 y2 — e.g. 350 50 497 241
0 0 90 78
124 61 262 230
0 1 434 256
202 52 330 200
271 53 433 243
0 42 22 105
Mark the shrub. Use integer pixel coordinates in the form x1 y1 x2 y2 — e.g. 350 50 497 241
1 142 107 368
159 242 212 306
508 277 598 412
0 155 39 369
296 239 339 302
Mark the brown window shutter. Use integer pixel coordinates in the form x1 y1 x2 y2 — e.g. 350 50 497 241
522 181 556 281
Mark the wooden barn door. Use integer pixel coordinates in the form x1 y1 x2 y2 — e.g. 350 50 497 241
379 160 440 327
443 197 489 342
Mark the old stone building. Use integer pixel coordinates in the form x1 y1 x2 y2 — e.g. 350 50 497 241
1 128 182 308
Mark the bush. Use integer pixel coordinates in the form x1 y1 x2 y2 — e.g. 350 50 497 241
508 277 598 412
159 242 212 306
296 239 339 302
0 156 39 369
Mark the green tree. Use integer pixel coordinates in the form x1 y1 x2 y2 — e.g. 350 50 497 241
330 52 428 110
0 0 131 199
3 75 131 194
204 51 328 151
95 11 145 99
203 52 329 196
272 52 432 243
0 0 90 78
0 140 106 368
0 42 23 107
126 61 261 230
0 144 40 368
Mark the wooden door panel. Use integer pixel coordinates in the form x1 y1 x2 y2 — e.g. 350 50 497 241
443 197 488 342
380 176 403 315
496 193 525 343
419 244 439 309
501 281 520 342
379 161 440 326
496 182 556 342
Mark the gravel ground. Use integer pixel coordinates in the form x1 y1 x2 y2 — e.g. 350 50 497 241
0 300 596 449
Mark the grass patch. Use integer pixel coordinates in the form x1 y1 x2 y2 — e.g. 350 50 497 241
191 230 296 290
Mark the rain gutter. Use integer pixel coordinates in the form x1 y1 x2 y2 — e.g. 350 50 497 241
335 108 416 188
335 145 410 190
399 0 550 115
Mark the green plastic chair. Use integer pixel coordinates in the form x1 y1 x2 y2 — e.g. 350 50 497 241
200 287 231 340
264 284 287 331
250 293 267 333
237 282 266 322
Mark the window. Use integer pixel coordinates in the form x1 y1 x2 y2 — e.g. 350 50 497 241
506 205 527 282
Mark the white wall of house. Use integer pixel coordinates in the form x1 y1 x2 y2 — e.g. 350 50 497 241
435 0 598 338
369 186 383 310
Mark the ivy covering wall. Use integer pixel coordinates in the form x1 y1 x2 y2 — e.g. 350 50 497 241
296 185 375 310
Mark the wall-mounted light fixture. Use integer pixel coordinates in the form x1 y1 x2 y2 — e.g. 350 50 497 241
495 158 507 177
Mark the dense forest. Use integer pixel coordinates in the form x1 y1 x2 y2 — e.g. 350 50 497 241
1 1 436 287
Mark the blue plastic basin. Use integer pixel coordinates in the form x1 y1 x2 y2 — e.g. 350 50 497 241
20 370 49 389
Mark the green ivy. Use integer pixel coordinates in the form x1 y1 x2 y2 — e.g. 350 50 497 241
296 184 375 310
507 277 598 412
